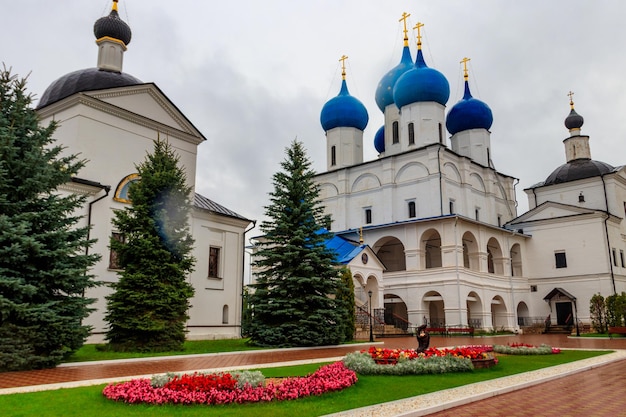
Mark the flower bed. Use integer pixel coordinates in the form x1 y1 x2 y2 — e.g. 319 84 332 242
493 343 561 355
102 361 357 405
344 345 497 375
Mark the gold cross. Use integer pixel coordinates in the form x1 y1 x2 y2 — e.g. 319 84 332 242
568 91 575 108
339 55 348 80
461 57 471 81
112 0 118 11
399 12 411 45
414 22 424 49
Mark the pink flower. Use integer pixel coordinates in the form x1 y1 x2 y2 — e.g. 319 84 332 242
103 362 357 405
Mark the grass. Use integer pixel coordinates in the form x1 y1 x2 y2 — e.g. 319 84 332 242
1 350 610 417
65 339 264 363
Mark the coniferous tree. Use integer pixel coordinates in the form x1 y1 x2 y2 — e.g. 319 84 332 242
248 140 345 347
104 139 195 352
336 268 356 342
0 68 100 371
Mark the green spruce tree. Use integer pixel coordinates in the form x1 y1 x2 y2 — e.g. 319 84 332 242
336 267 356 342
104 139 195 352
248 140 345 347
0 68 100 371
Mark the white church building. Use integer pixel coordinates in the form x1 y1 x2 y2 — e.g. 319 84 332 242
36 1 252 342
314 19 626 333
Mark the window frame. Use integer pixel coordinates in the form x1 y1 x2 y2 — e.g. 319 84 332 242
208 246 221 279
555 251 567 269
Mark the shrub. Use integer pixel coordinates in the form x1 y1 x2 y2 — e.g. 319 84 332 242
343 352 473 375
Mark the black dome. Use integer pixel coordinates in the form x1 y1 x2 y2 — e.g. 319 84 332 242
544 159 614 185
37 68 142 109
564 108 584 130
94 9 132 45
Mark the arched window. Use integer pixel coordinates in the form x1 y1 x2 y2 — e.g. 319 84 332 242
365 208 372 224
392 121 399 144
113 173 140 203
222 305 229 324
331 145 336 166
408 122 415 145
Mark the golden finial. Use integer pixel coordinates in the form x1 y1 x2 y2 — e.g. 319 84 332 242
461 57 471 81
339 55 348 81
399 12 411 46
359 227 364 244
112 0 119 12
568 91 575 109
414 22 424 50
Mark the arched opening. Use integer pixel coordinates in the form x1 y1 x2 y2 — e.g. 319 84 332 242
222 305 229 324
462 231 479 270
423 291 445 327
517 301 530 326
486 237 504 274
422 229 442 269
373 237 406 272
491 295 508 330
510 243 522 276
384 293 409 331
467 291 483 328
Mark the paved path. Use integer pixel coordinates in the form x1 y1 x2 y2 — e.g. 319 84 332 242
2 334 626 416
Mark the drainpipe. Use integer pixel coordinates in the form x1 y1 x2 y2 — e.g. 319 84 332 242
86 185 111 256
84 184 111 298
601 176 617 295
438 146 444 216
241 220 257 337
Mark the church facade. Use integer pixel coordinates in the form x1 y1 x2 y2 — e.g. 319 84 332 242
36 2 252 342
315 18 626 332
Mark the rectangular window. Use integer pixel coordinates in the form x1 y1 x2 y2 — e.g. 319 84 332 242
612 248 618 267
497 215 502 227
365 208 372 224
475 207 480 221
438 123 443 143
108 232 125 270
392 121 399 144
621 250 625 268
208 246 221 278
408 201 416 218
555 252 567 269
331 145 336 166
449 200 455 215
408 122 415 145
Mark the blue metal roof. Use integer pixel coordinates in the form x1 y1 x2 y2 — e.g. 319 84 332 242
319 229 366 264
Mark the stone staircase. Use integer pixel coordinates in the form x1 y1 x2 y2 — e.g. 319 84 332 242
543 324 572 335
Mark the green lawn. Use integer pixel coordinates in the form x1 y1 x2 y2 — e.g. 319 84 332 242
1 350 609 417
65 339 264 362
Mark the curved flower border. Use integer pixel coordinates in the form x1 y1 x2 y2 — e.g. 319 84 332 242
493 343 561 355
102 361 357 405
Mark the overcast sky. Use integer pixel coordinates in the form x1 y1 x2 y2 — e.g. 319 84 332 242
5 0 626 231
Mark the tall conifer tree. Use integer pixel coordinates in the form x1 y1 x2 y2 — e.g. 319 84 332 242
0 68 100 371
248 140 345 347
104 139 195 352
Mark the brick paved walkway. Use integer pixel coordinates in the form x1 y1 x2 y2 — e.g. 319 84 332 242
2 334 626 416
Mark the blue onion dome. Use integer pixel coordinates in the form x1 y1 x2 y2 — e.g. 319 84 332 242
94 0 132 46
320 79 369 131
446 80 493 135
375 45 413 112
393 49 450 108
374 125 385 153
564 107 584 130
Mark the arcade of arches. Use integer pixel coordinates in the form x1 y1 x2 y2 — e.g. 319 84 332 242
360 226 527 331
